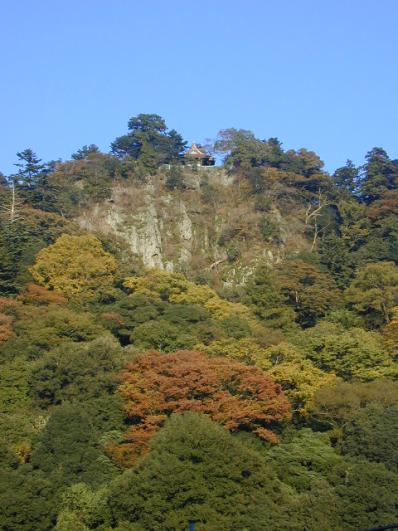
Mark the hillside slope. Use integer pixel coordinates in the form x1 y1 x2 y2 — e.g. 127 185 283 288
2 119 398 529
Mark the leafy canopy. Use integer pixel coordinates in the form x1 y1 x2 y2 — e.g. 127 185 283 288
108 350 291 467
105 412 288 530
30 234 117 299
111 113 186 172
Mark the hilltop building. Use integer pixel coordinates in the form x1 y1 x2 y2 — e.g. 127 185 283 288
184 143 215 166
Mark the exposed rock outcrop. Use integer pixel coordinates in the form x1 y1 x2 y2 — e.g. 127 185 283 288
78 168 308 283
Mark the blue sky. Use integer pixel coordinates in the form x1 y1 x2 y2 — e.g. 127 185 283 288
1 0 397 174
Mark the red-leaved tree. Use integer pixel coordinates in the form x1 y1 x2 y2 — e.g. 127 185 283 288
107 350 291 467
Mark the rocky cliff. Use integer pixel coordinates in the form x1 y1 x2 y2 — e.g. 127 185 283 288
78 167 309 285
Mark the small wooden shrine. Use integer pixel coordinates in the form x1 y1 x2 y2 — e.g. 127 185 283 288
184 143 215 166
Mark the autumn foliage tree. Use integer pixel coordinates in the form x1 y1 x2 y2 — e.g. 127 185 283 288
30 234 117 299
108 350 291 467
0 313 14 343
0 298 17 343
17 283 67 306
383 306 398 354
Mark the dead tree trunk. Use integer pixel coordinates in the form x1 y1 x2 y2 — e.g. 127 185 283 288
304 190 330 252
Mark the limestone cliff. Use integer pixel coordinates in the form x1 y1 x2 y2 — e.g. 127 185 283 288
78 167 309 284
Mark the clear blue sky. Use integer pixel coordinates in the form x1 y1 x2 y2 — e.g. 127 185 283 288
1 0 397 175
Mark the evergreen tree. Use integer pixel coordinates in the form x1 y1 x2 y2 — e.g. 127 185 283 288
333 159 359 194
341 404 398 471
106 412 287 530
13 149 58 211
71 144 100 160
14 149 45 188
111 113 186 170
359 147 398 203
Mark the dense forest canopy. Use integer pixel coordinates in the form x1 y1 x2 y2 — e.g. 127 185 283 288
1 113 398 529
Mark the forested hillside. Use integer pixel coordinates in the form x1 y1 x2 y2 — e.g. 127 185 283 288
1 114 398 530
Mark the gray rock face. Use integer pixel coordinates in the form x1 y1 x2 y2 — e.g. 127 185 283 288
79 185 165 269
79 184 199 271
77 172 308 282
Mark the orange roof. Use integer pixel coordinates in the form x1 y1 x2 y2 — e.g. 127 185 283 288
185 143 208 158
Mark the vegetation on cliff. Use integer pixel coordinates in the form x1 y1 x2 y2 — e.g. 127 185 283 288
1 114 398 529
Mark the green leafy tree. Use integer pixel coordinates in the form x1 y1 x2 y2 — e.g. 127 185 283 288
334 460 398 530
71 144 100 160
214 128 271 171
111 113 186 171
307 379 398 435
282 148 325 179
13 149 58 211
333 159 359 194
268 428 342 487
14 149 45 188
55 483 110 531
268 426 398 530
0 208 72 293
297 323 397 380
341 404 398 471
345 261 398 328
267 429 343 530
31 402 119 487
318 233 358 289
101 293 163 343
359 147 398 203
0 306 105 361
131 319 196 351
0 229 17 293
279 259 341 327
105 413 287 530
0 465 58 531
0 356 32 413
245 265 296 329
29 336 124 407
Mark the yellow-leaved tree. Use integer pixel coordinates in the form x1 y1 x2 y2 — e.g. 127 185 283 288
382 306 398 355
255 342 338 416
30 234 117 299
202 339 336 416
123 269 253 321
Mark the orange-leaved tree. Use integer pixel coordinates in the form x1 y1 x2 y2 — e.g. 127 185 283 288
107 350 291 467
17 283 67 306
0 312 14 343
0 297 17 343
